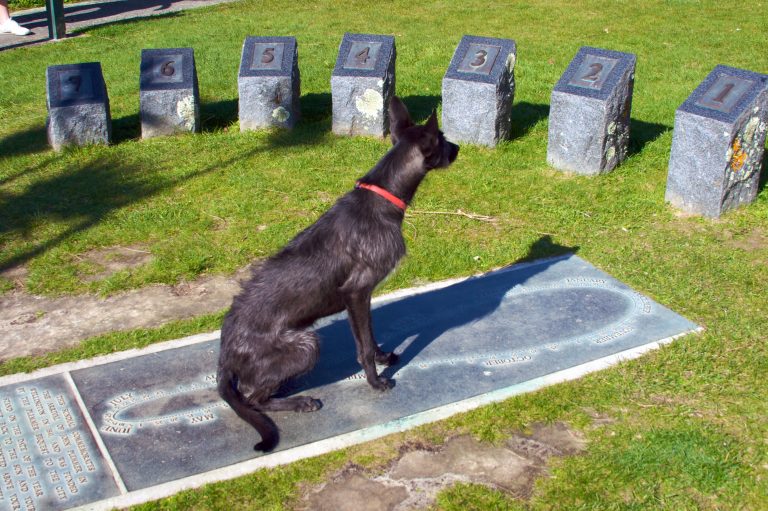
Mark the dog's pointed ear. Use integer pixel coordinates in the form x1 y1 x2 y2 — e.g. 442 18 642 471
389 96 413 145
425 109 439 134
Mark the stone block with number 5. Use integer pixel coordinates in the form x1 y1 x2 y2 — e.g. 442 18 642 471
331 33 396 138
442 36 517 147
140 48 200 138
547 47 636 175
46 62 112 151
238 36 300 131
665 65 768 218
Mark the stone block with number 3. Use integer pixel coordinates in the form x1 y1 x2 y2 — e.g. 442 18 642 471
665 65 768 218
46 62 112 151
238 36 300 131
331 33 396 137
139 48 200 138
442 35 517 147
547 47 636 175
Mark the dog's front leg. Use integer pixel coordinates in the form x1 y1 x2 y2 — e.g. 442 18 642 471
343 290 393 391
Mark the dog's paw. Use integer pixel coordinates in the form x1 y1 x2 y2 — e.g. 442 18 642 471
375 351 399 367
369 376 394 392
296 396 323 412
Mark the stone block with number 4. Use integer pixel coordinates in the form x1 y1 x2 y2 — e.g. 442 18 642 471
442 35 517 147
547 47 636 175
331 33 396 137
238 36 300 131
140 48 200 138
46 62 112 151
666 65 768 218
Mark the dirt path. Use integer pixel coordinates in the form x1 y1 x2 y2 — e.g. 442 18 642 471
0 261 250 361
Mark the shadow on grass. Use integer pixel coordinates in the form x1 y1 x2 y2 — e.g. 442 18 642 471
758 150 768 196
628 119 671 156
0 144 263 273
0 124 49 158
509 102 549 141
401 95 441 123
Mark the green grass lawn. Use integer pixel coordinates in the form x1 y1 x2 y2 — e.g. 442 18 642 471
1 0 767 509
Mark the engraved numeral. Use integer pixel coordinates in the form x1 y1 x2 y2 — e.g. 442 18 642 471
261 47 275 64
713 82 734 103
470 49 488 67
160 60 175 77
66 75 81 92
582 62 603 82
355 46 370 64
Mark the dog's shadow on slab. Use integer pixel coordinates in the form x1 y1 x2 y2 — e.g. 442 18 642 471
290 236 579 393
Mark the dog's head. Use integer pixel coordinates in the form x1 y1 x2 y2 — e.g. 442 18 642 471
389 97 459 171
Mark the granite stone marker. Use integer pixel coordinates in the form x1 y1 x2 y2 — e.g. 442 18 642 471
547 47 636 174
442 35 517 147
0 255 699 510
331 33 396 137
666 65 768 217
238 36 300 131
139 48 200 138
46 62 111 151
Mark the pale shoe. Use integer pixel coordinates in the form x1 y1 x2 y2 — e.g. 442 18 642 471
0 18 31 36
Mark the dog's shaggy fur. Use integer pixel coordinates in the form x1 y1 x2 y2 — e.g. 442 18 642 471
217 97 459 451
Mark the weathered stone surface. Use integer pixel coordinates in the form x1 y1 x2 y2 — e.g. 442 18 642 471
139 48 200 138
666 65 768 217
46 62 111 151
441 35 516 147
331 33 396 137
238 36 300 131
304 474 408 511
547 47 636 174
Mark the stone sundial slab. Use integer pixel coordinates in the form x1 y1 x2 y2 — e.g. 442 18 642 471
0 255 700 510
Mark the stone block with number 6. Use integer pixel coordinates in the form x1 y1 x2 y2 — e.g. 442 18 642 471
140 48 200 138
547 47 636 175
46 62 112 151
665 65 768 218
442 35 517 147
238 36 300 131
331 33 396 138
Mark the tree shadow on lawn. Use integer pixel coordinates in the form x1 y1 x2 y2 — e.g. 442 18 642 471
0 143 265 273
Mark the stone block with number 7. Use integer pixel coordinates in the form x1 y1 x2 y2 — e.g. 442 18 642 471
547 47 636 175
238 36 300 131
442 35 517 147
46 62 112 151
665 65 768 218
331 33 396 138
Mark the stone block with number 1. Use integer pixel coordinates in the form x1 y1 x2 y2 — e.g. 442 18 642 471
140 48 200 138
331 33 396 137
238 36 300 131
46 62 112 151
666 65 768 218
442 35 517 147
547 47 636 175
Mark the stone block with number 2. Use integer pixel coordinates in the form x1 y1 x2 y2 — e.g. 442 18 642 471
665 65 768 217
442 35 517 147
331 33 396 138
547 47 636 175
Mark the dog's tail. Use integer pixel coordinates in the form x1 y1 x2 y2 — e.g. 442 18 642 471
217 368 279 452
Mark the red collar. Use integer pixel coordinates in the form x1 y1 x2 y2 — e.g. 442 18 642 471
355 181 407 211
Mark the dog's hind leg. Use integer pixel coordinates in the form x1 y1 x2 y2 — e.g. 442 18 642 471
241 329 322 413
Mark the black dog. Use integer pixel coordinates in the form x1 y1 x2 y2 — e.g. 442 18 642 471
217 97 459 451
